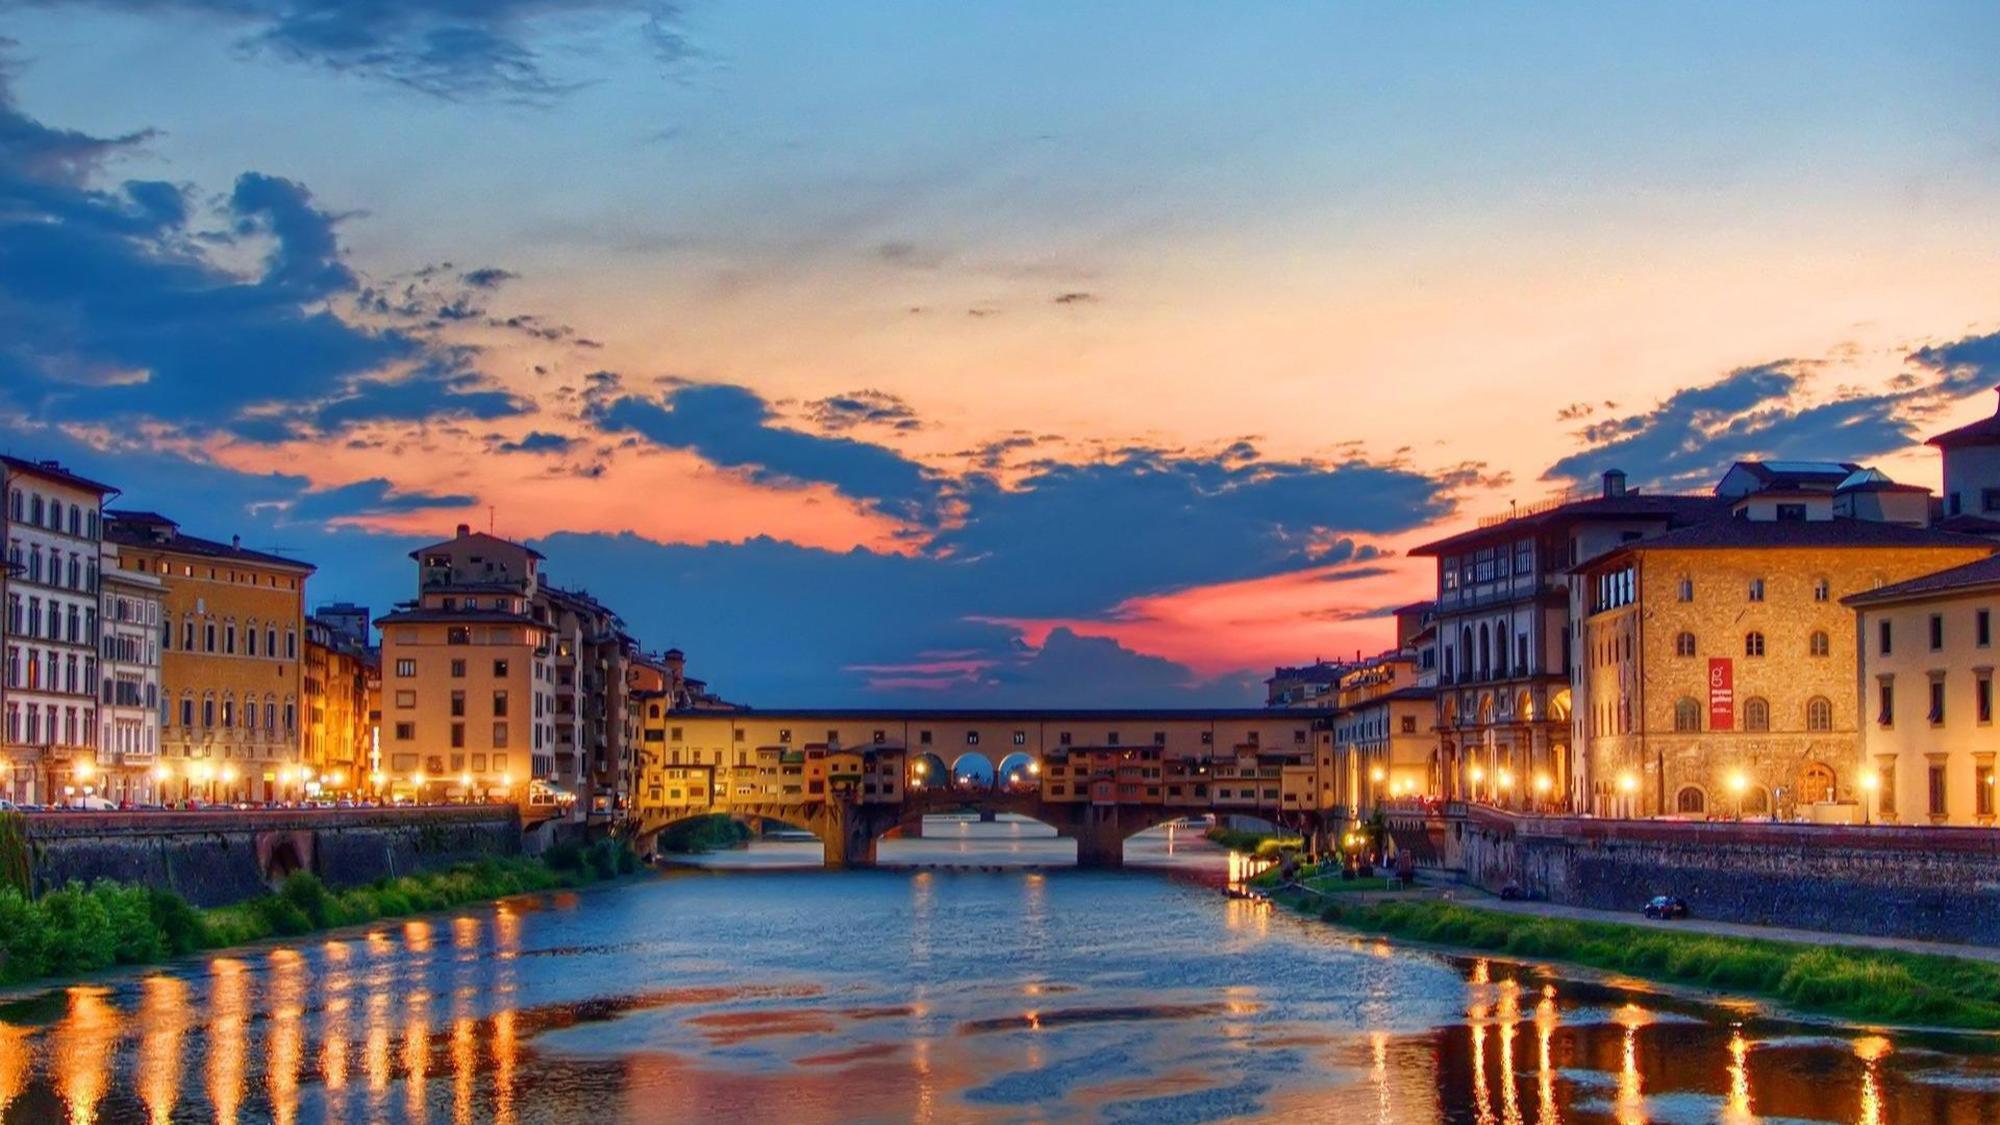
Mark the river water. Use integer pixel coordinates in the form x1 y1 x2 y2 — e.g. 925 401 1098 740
3 818 1999 1123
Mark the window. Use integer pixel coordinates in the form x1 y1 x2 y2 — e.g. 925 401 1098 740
1744 632 1765 657
1931 614 1945 651
1673 697 1701 732
448 627 470 645
1929 764 1948 818
1775 503 1807 521
1400 715 1418 734
1675 786 1706 814
779 728 792 743
1674 632 1696 657
1985 488 2000 514
1813 577 1830 602
493 691 509 717
1809 630 1830 658
1743 697 1770 732
395 722 415 740
451 723 465 748
493 659 509 677
1676 577 1693 603
1981 675 1994 725
451 659 466 678
1012 730 1026 745
965 730 980 745
395 659 416 677
1982 610 1994 649
493 722 509 748
1879 620 1892 655
872 729 886 745
1929 679 1946 725
1806 696 1833 732
1980 764 1996 818
1747 578 1765 602
1877 679 1895 727
450 690 465 717
394 690 416 708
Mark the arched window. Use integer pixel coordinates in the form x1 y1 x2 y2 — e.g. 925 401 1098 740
1675 632 1697 657
1745 631 1766 657
1809 630 1830 657
1806 696 1833 731
1677 576 1694 603
1743 697 1770 732
1813 577 1830 602
1674 697 1701 732
1676 786 1706 814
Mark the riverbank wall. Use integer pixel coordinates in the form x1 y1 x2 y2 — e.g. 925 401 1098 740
18 807 522 908
1446 807 2000 946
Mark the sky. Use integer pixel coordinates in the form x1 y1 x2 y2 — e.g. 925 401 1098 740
3 1 2000 705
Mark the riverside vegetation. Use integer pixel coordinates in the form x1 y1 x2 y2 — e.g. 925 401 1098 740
1203 825 1303 857
1279 892 2000 1030
0 836 641 988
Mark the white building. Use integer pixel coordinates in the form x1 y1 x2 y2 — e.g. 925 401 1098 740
3 456 115 806
98 539 163 805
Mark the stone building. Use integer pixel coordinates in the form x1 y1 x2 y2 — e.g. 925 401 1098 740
106 510 315 804
1321 651 1437 818
1573 514 1992 821
1412 471 1724 810
97 539 164 805
542 584 640 822
1845 553 2000 825
303 613 374 796
2 457 114 805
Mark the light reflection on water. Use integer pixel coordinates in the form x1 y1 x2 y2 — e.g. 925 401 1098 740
1 823 1998 1123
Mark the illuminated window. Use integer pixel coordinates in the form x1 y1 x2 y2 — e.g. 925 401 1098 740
1744 631 1765 657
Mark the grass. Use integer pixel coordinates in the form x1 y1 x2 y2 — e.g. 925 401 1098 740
1299 874 1398 894
0 837 642 988
1288 895 2000 1030
1204 826 1304 857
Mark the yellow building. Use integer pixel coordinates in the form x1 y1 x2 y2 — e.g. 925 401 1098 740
1574 513 1992 821
105 511 315 803
375 526 552 804
1324 653 1440 818
303 615 373 796
1846 555 2000 825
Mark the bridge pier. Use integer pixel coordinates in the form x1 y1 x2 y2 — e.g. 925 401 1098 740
1073 806 1126 868
817 800 893 869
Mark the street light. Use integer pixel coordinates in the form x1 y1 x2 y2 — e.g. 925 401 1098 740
1859 770 1879 826
1726 771 1750 820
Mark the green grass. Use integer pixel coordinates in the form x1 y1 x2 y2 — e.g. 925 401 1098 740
1291 896 2000 1030
1299 874 1398 894
0 838 642 988
1204 826 1304 856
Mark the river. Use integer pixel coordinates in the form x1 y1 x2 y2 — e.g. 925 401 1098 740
2 818 1998 1123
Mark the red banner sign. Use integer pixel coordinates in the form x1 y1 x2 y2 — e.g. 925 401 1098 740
1708 658 1734 731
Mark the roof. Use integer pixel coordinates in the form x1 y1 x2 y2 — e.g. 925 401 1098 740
1927 389 2000 448
1937 514 2000 536
104 510 316 573
1574 515 1998 570
1835 467 1927 494
1412 493 1725 557
1843 554 2000 607
373 608 550 629
0 455 116 496
409 528 545 561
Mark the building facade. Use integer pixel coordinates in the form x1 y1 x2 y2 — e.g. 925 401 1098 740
107 511 315 804
1573 514 1992 821
2 457 114 805
375 526 554 804
1846 555 2000 825
98 539 163 805
303 614 374 796
1322 653 1439 819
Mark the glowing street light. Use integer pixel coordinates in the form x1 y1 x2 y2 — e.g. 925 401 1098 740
1726 771 1750 820
1859 770 1880 826
1369 766 1386 784
74 758 95 782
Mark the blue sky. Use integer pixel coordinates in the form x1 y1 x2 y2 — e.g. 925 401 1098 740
3 1 1999 703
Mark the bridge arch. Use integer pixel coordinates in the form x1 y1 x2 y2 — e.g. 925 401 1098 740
994 752 1038 791
950 751 995 789
907 752 949 792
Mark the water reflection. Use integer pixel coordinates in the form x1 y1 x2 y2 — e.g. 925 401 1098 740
0 831 1997 1122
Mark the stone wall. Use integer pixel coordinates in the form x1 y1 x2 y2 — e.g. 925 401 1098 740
1458 808 2000 945
23 807 521 908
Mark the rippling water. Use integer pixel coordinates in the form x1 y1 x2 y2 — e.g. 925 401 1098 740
3 820 1999 1123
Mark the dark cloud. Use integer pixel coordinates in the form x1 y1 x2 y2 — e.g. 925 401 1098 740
587 382 948 526
496 430 576 454
0 75 531 440
45 1 691 102
1052 291 1096 305
288 477 474 522
1542 336 2000 489
803 389 922 433
461 267 518 289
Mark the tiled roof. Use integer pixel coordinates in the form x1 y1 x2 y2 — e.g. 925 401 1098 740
1 455 116 496
104 510 316 572
1843 554 2000 607
1577 516 1997 568
1412 493 1725 556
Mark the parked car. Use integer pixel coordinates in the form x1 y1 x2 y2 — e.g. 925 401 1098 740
1643 895 1690 920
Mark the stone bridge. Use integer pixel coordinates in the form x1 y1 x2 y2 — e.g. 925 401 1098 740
633 786 1340 868
11 806 521 907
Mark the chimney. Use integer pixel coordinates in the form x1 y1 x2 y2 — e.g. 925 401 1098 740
230 534 240 549
456 523 471 538
1602 469 1628 499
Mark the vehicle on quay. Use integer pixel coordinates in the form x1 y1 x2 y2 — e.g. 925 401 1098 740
1643 895 1691 920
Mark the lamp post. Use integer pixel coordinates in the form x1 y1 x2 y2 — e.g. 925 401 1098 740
1859 769 1879 826
1532 772 1552 813
1616 771 1638 819
1726 771 1750 821
1468 764 1486 804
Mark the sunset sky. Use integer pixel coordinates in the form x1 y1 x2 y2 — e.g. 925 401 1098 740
4 2 2000 703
